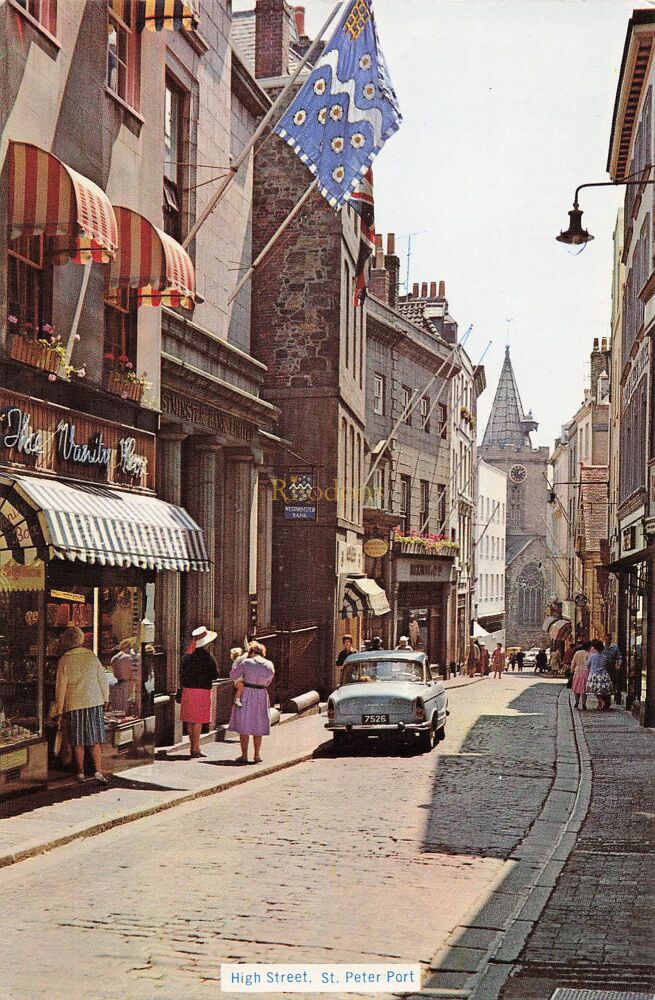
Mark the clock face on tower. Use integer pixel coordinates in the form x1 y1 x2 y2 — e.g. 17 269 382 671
509 464 527 484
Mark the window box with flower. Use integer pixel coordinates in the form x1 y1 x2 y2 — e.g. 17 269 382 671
392 526 459 557
8 317 64 373
103 353 149 402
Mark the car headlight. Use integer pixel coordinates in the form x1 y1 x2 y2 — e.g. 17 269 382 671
327 699 335 721
413 697 426 721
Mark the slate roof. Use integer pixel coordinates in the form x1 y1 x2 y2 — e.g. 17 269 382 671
482 346 538 450
396 297 455 340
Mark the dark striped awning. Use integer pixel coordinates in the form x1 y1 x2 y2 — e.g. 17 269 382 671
341 576 391 619
136 0 198 32
0 475 209 572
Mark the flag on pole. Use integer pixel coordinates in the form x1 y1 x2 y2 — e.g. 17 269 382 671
274 0 401 209
351 168 375 306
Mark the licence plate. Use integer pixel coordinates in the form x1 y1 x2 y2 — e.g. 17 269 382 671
362 714 389 724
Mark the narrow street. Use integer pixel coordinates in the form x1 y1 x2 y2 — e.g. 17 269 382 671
0 676 560 1000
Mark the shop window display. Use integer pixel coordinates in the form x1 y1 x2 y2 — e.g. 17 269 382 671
0 589 42 747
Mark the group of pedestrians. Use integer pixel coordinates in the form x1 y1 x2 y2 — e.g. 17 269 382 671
52 624 277 784
568 634 621 711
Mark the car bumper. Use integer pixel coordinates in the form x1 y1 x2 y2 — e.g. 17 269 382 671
325 721 431 735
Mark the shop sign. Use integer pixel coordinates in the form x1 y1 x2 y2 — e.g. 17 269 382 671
396 557 453 584
160 389 254 442
281 473 316 521
0 389 155 490
337 539 363 574
363 537 389 558
0 748 28 770
50 589 85 603
0 559 45 593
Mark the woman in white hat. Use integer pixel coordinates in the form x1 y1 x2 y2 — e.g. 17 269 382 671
180 626 218 758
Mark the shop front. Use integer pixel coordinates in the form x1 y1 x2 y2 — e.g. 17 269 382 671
392 554 455 671
0 387 209 798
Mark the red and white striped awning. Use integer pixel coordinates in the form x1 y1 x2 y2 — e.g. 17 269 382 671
7 141 118 264
109 206 196 310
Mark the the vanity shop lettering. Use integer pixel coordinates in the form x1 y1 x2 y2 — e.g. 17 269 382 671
0 408 147 479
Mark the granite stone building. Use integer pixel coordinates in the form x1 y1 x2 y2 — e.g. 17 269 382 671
481 347 550 649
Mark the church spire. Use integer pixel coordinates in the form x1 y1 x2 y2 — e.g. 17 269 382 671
482 346 538 450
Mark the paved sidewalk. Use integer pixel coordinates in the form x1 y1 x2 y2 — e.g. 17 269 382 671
0 674 484 870
498 701 655 999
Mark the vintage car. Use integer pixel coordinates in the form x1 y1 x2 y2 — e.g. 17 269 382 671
326 650 448 752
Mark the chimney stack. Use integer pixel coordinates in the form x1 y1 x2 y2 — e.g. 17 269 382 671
369 243 389 303
384 233 400 307
590 338 605 397
429 281 437 298
294 5 305 36
255 0 291 79
412 282 419 298
438 280 446 298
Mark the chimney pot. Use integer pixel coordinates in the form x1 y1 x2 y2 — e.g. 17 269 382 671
601 336 608 351
294 6 305 36
593 337 599 351
429 281 437 298
375 233 383 249
421 282 428 297
412 282 419 297
387 233 395 254
438 280 446 297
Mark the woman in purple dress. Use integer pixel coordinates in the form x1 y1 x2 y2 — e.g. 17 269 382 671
229 641 275 764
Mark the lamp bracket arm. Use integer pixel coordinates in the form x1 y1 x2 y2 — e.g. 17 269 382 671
573 178 655 207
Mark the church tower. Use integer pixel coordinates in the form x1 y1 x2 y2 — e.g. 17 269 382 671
481 347 550 649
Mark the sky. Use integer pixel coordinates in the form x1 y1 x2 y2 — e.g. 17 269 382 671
233 0 642 450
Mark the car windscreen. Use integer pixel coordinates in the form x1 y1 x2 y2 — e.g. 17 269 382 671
341 660 425 684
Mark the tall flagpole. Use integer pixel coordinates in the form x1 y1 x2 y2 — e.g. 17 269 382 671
365 326 473 488
182 1 343 251
227 179 318 305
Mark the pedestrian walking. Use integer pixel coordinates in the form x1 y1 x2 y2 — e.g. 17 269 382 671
229 640 275 764
179 625 218 758
395 636 413 650
336 634 354 676
516 649 525 672
508 651 517 671
479 644 490 676
535 648 548 674
408 615 421 650
571 641 591 709
465 640 480 677
587 639 614 710
549 647 562 674
562 641 575 674
491 643 504 678
370 636 384 651
603 632 623 703
55 626 109 785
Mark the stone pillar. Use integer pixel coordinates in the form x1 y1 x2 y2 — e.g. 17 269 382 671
222 451 254 652
182 438 222 636
155 430 187 692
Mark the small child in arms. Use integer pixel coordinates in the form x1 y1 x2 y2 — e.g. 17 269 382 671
230 646 244 707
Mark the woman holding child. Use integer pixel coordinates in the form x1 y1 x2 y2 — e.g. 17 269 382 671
229 641 275 764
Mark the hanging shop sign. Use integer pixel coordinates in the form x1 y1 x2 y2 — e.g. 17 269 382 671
278 473 317 522
363 537 389 558
0 558 45 592
0 389 155 490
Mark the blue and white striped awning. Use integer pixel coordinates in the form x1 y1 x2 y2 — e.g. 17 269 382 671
0 475 210 572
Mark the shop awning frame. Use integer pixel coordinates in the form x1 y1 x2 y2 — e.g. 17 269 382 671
0 475 210 573
341 576 391 619
7 141 118 264
548 618 572 641
109 206 196 310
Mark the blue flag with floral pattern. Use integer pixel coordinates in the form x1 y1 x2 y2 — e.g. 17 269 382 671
273 0 402 208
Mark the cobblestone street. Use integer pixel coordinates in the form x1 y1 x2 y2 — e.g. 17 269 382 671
0 676 561 1000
